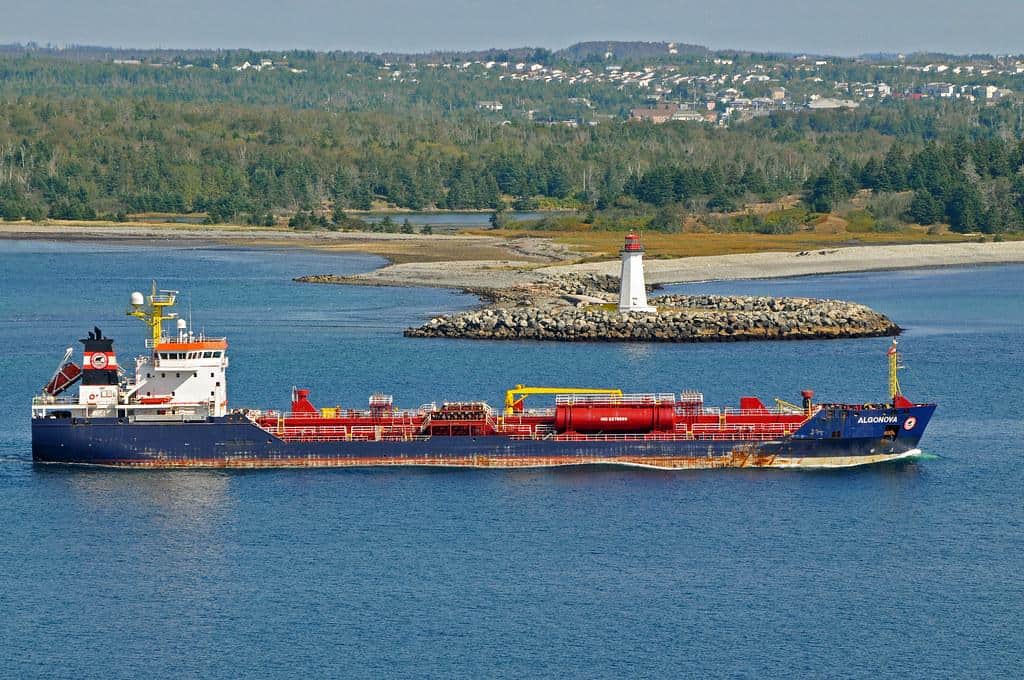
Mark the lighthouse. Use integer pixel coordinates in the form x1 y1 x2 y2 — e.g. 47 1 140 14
618 231 656 313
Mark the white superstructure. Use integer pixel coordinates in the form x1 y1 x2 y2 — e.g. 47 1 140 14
129 318 229 417
31 283 230 421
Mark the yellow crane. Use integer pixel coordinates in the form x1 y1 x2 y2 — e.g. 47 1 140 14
504 384 623 415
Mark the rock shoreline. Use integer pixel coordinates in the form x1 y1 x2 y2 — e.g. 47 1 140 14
397 273 900 343
297 271 899 343
403 293 900 342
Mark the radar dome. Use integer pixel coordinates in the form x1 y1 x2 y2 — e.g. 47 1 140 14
130 291 144 306
177 319 187 330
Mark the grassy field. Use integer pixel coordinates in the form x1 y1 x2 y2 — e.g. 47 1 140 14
482 225 974 260
3 216 1016 266
0 219 548 265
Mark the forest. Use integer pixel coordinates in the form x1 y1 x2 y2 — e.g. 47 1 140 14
0 48 1023 234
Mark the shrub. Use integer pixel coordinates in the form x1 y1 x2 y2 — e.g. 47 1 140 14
872 219 902 233
845 209 876 233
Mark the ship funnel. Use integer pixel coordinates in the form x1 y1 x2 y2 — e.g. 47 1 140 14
801 390 815 414
78 328 120 406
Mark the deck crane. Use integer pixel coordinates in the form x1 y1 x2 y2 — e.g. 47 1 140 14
504 385 623 415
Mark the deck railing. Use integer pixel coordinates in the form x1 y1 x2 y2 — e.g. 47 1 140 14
145 335 228 348
33 395 81 405
507 430 791 443
555 393 676 405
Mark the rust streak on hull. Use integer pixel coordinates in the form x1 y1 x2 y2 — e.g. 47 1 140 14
37 450 923 470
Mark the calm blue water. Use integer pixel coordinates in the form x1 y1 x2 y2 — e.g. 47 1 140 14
1 241 1021 678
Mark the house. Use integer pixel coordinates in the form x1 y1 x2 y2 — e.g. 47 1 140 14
923 82 955 98
807 97 859 110
670 110 706 122
770 87 787 101
476 100 504 112
629 102 680 123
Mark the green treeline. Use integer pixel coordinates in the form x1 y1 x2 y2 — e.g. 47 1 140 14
0 65 1023 231
0 96 828 222
802 138 1024 233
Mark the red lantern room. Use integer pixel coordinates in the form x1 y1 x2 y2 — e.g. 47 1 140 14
623 231 644 252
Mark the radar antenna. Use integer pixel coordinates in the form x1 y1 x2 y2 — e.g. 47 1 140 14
127 281 179 345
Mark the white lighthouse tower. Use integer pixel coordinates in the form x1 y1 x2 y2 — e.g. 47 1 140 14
618 231 656 313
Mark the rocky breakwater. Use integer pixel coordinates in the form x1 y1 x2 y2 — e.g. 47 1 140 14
404 293 900 343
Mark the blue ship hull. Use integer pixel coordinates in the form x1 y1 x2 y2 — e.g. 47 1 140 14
31 404 936 470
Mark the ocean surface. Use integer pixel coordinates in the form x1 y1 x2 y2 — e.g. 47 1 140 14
1 240 1021 678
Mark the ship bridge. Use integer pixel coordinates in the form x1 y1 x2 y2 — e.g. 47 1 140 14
126 283 230 416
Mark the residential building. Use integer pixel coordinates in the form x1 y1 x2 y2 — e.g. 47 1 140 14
629 102 680 123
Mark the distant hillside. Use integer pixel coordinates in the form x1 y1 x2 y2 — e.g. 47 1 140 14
557 41 710 62
385 47 549 63
0 41 712 65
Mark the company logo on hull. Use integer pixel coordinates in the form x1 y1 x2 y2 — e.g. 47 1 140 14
856 416 898 424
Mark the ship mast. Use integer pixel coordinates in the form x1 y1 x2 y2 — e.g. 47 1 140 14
888 339 902 403
127 281 178 346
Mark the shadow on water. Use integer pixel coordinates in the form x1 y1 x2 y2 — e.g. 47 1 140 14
32 461 232 498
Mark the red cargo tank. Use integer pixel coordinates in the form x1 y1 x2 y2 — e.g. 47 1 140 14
555 403 676 434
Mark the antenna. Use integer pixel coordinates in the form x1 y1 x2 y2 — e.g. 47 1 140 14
127 280 178 345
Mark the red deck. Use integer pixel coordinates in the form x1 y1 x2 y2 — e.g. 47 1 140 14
253 391 812 443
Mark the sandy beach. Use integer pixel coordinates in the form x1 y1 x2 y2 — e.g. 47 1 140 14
544 241 1024 284
343 240 1024 289
4 222 1024 288
0 222 573 265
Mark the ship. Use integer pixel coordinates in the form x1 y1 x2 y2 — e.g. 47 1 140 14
30 284 936 469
